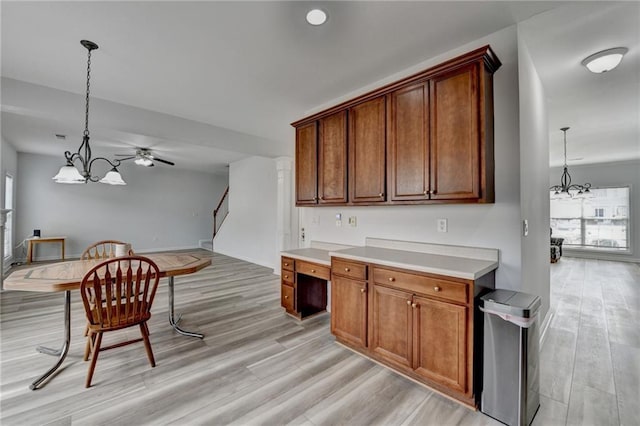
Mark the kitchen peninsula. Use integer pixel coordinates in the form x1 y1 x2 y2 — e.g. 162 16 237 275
281 238 498 407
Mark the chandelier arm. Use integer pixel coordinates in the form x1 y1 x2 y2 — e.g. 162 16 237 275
88 156 122 171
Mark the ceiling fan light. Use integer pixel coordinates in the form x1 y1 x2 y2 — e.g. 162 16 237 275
134 157 153 167
52 165 86 184
582 47 628 73
99 168 127 185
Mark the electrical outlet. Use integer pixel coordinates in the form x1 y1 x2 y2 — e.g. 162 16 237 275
348 216 357 227
437 218 448 233
523 220 529 237
301 227 306 242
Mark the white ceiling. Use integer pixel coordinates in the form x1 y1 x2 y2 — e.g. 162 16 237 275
2 1 637 174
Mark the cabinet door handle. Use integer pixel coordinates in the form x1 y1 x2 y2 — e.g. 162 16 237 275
423 190 428 195
284 262 289 266
360 288 366 293
311 269 316 273
284 295 289 299
284 274 289 279
433 286 441 292
431 190 437 195
319 196 324 201
406 300 411 305
388 277 395 282
379 193 384 197
411 303 417 308
345 267 350 272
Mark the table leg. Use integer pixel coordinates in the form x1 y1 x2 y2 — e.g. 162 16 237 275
30 290 71 390
168 276 204 339
27 240 33 264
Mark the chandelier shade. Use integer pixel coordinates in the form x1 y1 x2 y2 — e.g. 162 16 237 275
52 40 126 185
550 127 591 198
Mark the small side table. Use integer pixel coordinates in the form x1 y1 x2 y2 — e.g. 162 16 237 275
26 237 66 264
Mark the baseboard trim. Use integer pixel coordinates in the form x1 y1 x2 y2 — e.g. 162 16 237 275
539 310 553 347
564 252 639 264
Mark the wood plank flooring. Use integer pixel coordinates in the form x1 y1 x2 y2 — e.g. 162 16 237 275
1 251 638 425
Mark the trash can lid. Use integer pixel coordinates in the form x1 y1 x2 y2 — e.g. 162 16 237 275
480 289 541 318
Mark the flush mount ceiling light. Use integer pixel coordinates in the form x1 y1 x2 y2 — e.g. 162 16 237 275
306 9 327 25
550 127 591 198
581 47 628 73
52 40 126 185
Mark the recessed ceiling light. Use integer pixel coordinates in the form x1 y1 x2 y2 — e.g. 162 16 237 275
306 9 327 26
581 47 628 73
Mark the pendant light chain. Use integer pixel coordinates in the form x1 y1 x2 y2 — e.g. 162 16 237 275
84 48 92 137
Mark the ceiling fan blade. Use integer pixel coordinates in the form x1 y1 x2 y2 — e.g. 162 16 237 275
116 156 136 161
115 153 135 157
153 157 175 166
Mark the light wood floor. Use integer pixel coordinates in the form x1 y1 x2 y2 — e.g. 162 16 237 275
0 251 637 425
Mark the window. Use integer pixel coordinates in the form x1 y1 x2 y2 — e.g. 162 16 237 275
550 187 630 251
4 174 13 259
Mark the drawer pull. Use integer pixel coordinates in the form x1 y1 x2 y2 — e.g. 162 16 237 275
411 303 417 308
311 269 316 273
406 300 411 305
433 286 441 292
360 288 366 293
284 274 289 279
388 277 395 282
345 267 350 272
379 193 383 197
284 262 289 266
284 295 289 299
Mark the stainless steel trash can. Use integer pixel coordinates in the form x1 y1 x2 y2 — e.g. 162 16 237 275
479 290 541 426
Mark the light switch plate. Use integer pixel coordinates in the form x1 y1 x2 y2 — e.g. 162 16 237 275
437 218 448 233
348 216 357 227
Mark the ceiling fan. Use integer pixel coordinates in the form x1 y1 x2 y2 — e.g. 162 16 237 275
115 148 175 167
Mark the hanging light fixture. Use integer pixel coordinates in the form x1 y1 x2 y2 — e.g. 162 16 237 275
52 40 126 185
550 127 591 198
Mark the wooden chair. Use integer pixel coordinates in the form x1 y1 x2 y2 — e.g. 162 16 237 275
81 240 134 260
81 240 135 336
80 256 160 387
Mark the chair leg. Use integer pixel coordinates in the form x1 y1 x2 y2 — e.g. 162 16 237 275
86 332 103 388
83 330 95 361
140 323 156 368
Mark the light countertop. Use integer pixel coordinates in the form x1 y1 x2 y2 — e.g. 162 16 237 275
281 248 333 266
329 246 497 280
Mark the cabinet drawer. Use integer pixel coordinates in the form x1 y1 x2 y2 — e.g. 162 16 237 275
281 257 295 272
282 270 294 284
373 267 468 304
296 261 330 280
281 284 294 312
332 258 367 280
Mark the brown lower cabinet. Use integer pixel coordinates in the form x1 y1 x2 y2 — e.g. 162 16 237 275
281 256 328 319
331 257 492 408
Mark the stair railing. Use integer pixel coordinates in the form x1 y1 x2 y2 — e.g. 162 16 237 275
212 186 229 243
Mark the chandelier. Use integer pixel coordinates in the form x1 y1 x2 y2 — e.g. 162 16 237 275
550 127 590 197
52 40 126 185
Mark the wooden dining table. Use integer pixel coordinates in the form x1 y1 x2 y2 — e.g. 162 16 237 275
3 252 211 390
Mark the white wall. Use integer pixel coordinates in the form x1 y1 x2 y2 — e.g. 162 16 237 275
517 33 551 318
16 152 227 260
214 156 278 269
550 160 640 263
299 25 523 292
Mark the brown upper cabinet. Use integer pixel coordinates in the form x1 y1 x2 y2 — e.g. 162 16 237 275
292 45 500 207
318 111 348 204
349 97 387 203
295 122 318 205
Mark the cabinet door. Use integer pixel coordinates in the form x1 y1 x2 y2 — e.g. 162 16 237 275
388 83 429 201
349 97 386 203
318 111 348 204
295 122 318 205
430 64 480 200
371 285 413 369
413 295 468 394
331 275 367 348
